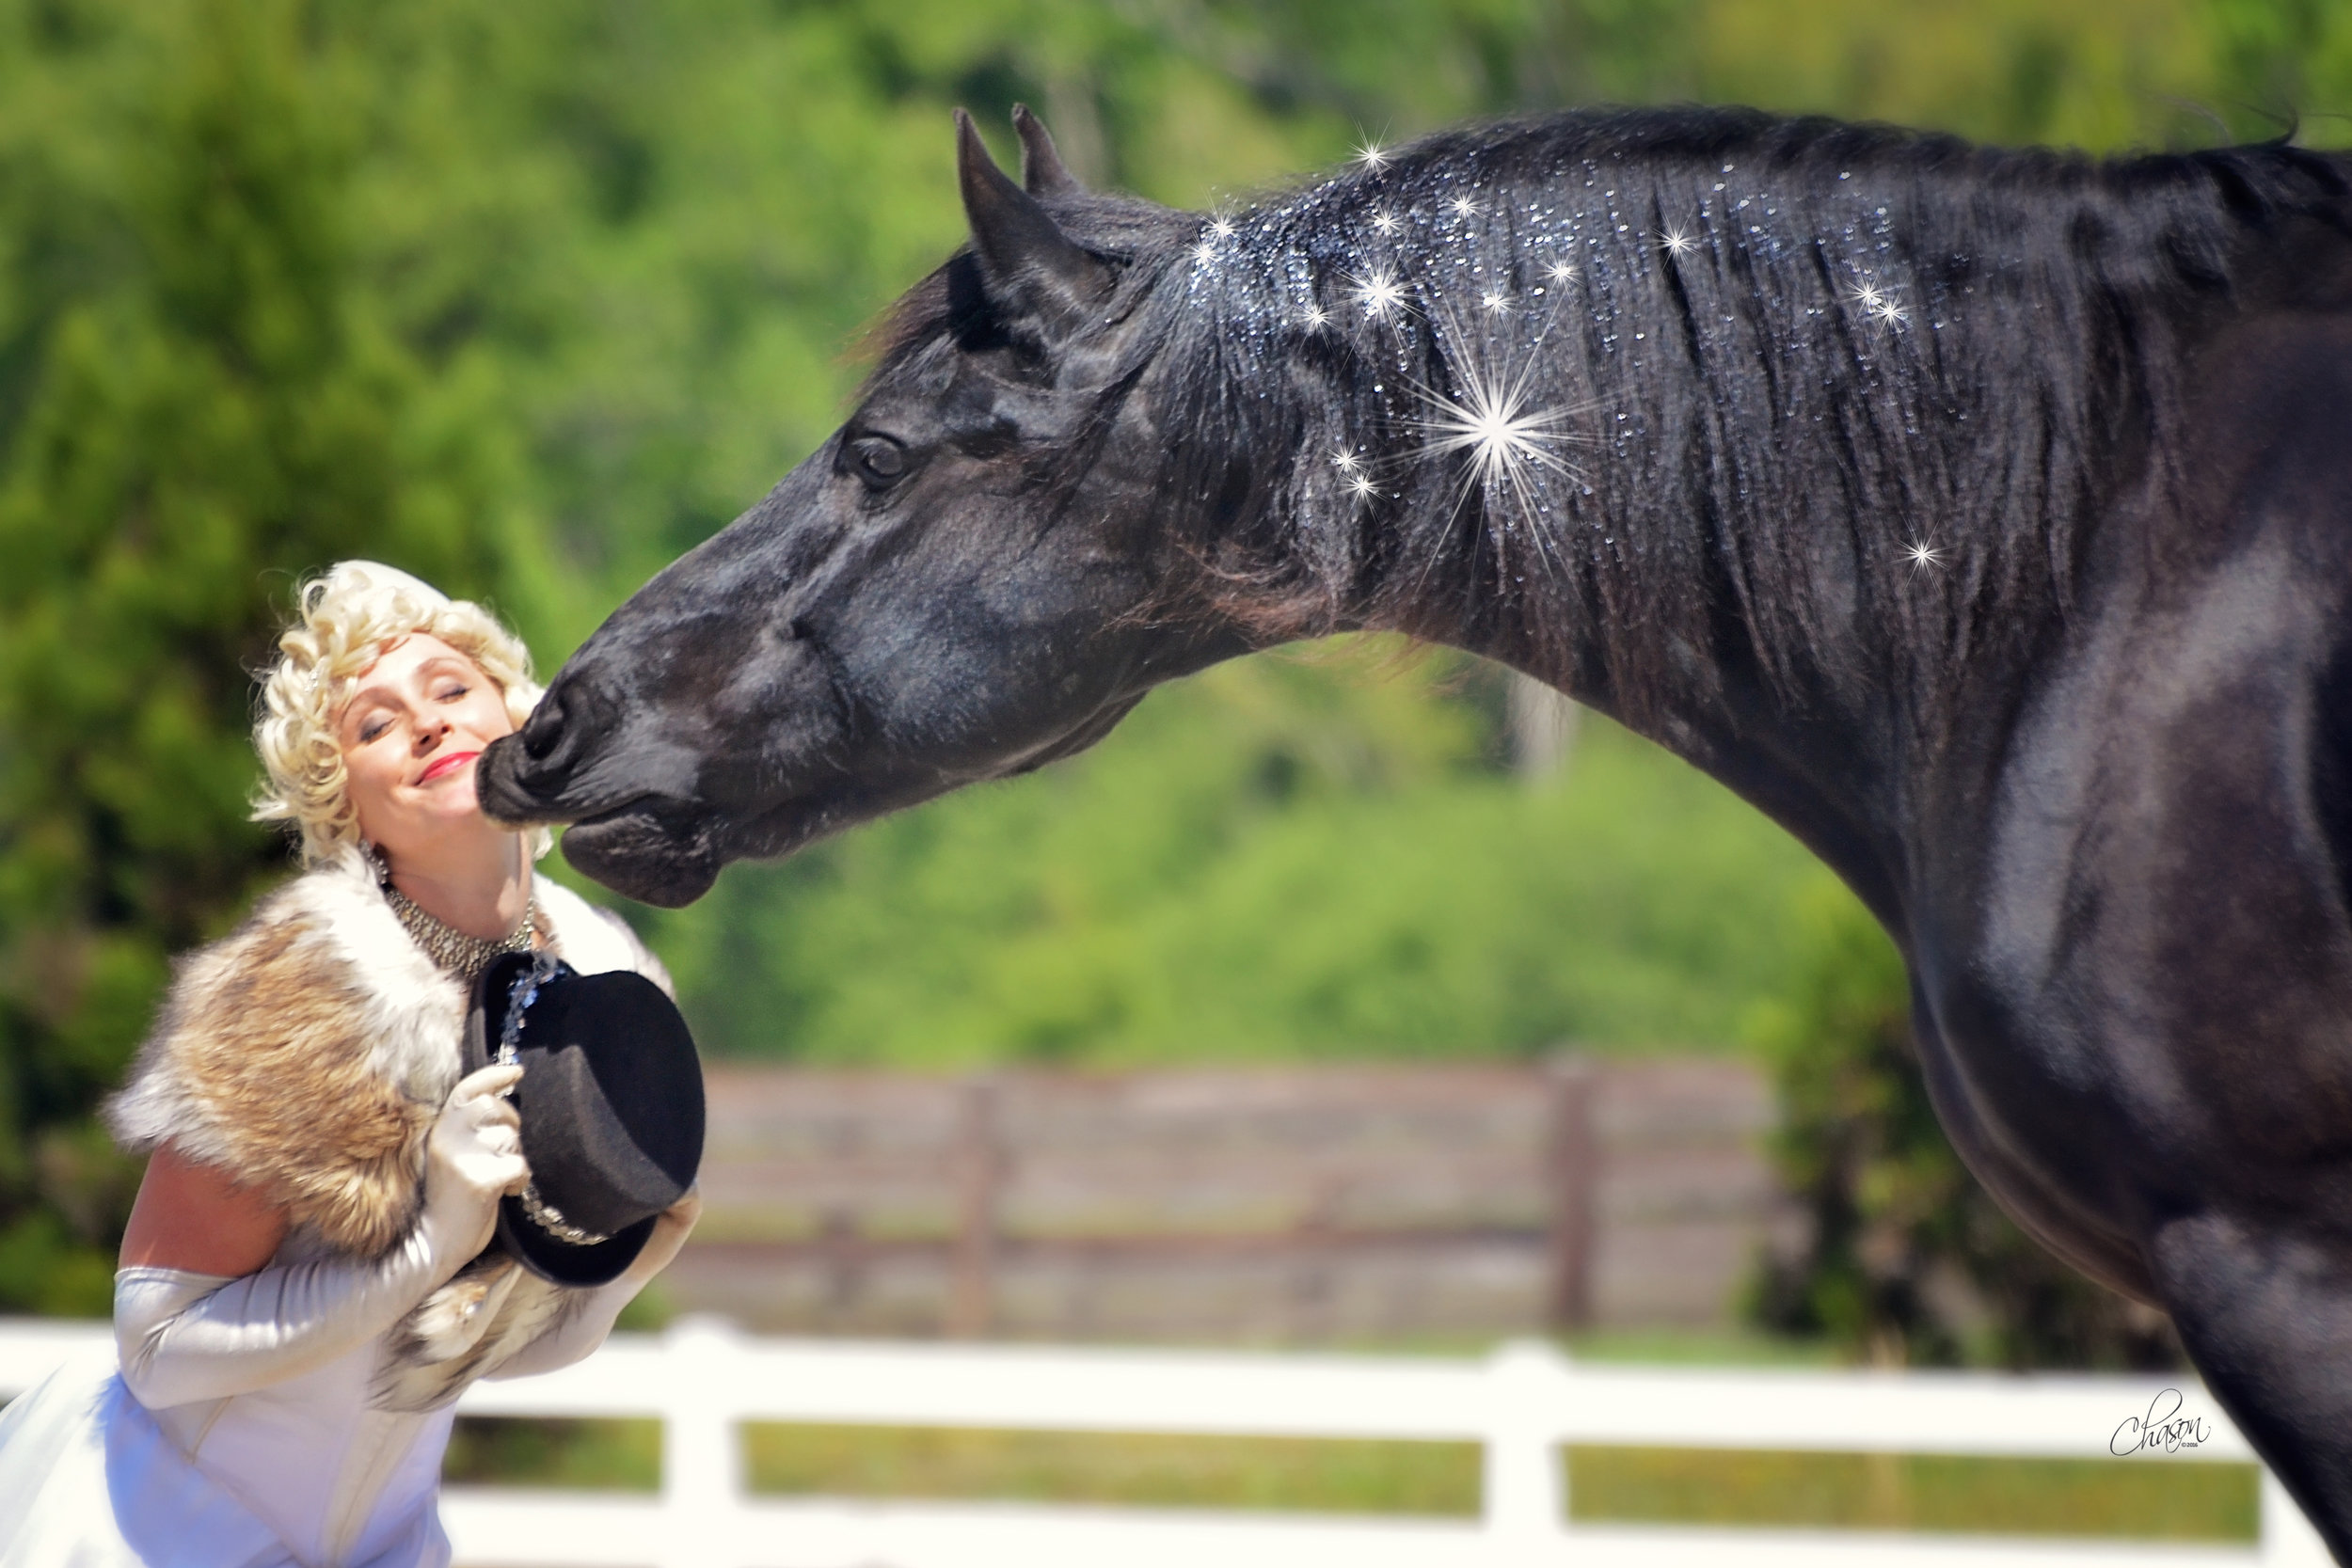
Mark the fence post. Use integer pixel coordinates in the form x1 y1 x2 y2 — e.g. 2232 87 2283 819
818 1203 865 1328
1545 1055 1598 1332
1483 1338 1569 1562
2263 1469 2335 1566
661 1315 748 1568
949 1073 1003 1338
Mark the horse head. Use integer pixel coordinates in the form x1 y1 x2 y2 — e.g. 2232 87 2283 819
480 110 1251 906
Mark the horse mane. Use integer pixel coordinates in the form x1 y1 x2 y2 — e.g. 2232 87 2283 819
871 107 2352 725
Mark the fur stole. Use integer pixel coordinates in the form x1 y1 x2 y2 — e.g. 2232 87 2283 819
105 849 672 1410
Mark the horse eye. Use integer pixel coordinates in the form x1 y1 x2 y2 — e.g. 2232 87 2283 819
849 436 909 488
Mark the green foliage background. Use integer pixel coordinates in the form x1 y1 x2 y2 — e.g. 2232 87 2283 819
1 0 2348 1319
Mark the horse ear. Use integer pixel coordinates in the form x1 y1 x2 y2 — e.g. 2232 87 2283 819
1011 103 1084 198
956 108 1109 337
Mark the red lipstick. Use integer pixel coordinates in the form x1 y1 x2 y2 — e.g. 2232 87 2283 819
418 750 480 784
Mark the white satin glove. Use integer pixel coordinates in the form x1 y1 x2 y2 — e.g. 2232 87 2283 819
485 1186 702 1381
116 1064 530 1410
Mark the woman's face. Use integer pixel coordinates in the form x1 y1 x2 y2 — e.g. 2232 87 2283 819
338 634 515 863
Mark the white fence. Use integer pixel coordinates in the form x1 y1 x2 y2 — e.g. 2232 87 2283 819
0 1316 2333 1568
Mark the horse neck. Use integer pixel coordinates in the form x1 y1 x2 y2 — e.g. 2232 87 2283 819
1371 490 1921 935
1201 198 2006 925
1176 186 2117 930
1163 125 2294 939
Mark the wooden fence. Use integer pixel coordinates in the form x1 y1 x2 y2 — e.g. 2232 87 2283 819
669 1059 1797 1341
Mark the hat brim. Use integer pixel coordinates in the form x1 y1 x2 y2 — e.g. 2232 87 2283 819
470 951 666 1289
495 1196 655 1287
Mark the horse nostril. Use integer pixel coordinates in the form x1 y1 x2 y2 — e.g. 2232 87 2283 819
516 674 620 790
521 688 570 762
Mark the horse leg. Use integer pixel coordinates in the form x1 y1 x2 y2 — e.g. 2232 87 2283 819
2149 1210 2352 1560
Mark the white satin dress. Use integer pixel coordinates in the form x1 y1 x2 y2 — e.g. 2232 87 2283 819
0 1309 457 1568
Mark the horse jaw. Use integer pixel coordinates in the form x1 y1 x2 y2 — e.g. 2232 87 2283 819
554 806 723 909
485 677 1155 908
477 735 725 908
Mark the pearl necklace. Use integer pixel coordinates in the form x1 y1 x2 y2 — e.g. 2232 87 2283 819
385 883 539 980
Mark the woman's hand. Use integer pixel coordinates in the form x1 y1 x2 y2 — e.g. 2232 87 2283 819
420 1063 531 1266
659 1185 703 1236
622 1185 702 1287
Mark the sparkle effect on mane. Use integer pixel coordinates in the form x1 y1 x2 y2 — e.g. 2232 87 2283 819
1133 113 2037 715
873 111 2345 734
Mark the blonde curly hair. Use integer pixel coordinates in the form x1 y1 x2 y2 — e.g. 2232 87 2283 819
252 561 548 865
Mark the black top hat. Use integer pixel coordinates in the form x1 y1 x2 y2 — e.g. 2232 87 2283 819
466 951 706 1286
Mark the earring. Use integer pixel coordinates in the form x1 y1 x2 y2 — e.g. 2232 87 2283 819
361 840 389 886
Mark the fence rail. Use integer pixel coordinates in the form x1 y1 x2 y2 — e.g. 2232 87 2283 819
678 1059 1790 1341
0 1318 2330 1567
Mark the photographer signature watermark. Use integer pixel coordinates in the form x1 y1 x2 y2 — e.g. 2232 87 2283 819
2112 1388 2215 1456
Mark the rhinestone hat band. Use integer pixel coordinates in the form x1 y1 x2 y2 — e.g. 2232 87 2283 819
496 954 614 1248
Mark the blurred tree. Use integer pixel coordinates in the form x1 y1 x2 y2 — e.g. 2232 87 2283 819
659 655 1820 1065
0 0 520 1309
1746 876 2182 1370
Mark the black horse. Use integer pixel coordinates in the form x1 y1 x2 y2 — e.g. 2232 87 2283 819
481 105 2352 1550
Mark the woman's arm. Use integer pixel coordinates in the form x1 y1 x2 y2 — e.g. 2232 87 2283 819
113 1064 528 1409
120 1146 289 1275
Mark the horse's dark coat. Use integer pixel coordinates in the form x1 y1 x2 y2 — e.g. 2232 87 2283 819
479 106 2352 1552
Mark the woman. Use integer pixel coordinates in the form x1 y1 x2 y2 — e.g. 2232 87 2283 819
0 561 699 1567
